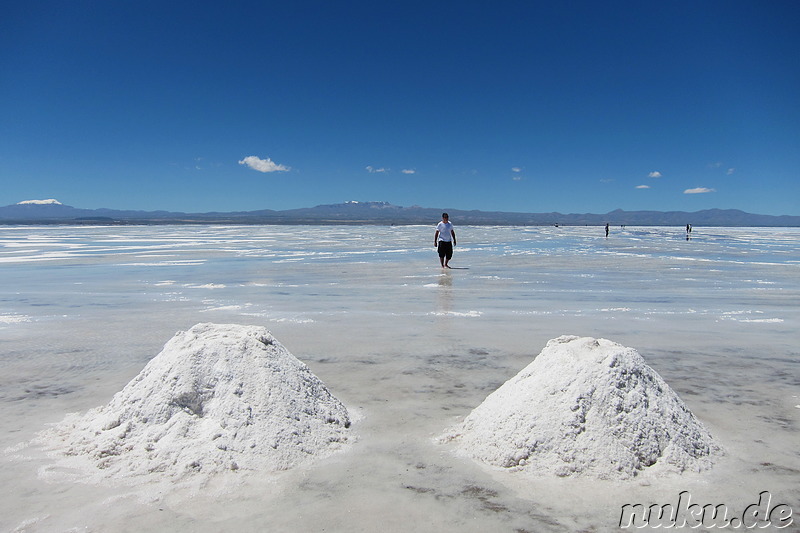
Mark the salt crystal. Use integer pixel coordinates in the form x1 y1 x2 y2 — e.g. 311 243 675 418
440 335 722 479
36 323 352 485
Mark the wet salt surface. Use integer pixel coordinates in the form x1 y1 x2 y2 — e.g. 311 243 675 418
1 225 798 532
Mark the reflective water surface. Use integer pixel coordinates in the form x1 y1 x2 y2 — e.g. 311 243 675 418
1 225 798 531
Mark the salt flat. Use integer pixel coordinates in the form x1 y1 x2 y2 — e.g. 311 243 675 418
1 224 798 531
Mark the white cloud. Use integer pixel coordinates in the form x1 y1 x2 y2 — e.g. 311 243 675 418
17 199 62 205
511 167 522 173
366 166 389 173
636 185 651 189
684 187 716 194
727 168 735 175
239 156 290 173
512 176 522 181
648 171 662 178
401 169 416 174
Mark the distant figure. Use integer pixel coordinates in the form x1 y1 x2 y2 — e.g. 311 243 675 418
686 224 692 234
605 223 610 238
434 212 456 268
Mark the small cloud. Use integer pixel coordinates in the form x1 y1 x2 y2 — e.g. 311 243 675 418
239 155 290 173
727 168 735 175
684 187 716 194
512 176 522 181
401 169 416 174
511 167 522 173
600 178 614 184
366 166 389 173
18 199 62 205
648 171 662 178
636 185 651 189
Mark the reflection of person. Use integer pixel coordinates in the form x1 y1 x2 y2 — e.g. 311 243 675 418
434 213 456 268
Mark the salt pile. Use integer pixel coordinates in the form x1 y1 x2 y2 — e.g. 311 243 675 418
36 323 352 484
441 335 721 479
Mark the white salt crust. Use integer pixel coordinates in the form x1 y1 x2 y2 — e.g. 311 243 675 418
35 323 352 485
440 335 722 479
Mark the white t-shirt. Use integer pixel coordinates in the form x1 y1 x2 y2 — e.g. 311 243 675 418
436 221 454 242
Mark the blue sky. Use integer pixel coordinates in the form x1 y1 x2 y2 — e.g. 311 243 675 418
2 1 798 215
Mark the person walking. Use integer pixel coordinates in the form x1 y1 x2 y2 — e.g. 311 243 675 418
434 213 456 268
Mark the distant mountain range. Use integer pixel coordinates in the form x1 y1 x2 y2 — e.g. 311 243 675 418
1 200 798 226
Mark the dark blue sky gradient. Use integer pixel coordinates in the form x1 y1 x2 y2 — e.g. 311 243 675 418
2 1 798 214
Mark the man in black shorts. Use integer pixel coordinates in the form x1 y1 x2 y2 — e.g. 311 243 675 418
434 212 456 268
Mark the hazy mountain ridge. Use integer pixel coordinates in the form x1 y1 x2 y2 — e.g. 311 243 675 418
1 201 798 226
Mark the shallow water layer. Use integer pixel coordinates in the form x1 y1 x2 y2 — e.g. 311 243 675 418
1 225 798 532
